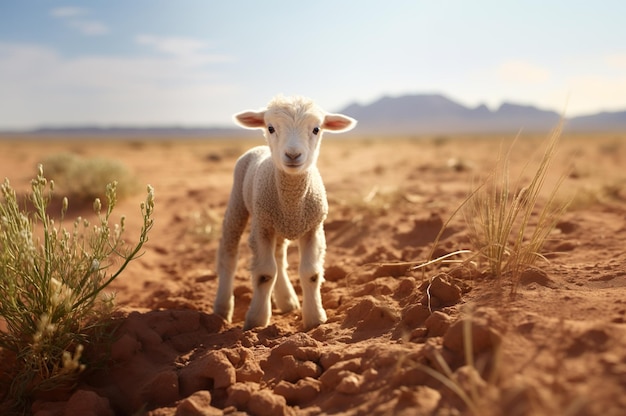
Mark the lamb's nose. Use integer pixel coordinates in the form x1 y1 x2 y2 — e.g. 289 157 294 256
285 152 302 161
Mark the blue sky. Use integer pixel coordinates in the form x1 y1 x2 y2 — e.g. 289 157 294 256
1 1 626 129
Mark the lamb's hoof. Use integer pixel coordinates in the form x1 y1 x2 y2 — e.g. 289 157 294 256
243 319 269 331
302 312 328 331
274 296 301 314
213 299 234 323
243 312 271 331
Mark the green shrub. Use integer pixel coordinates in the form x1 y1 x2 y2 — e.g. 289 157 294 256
40 153 140 202
0 165 154 409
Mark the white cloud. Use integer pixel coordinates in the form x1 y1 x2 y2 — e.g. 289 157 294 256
0 42 239 129
136 35 208 55
135 34 232 65
69 20 110 36
537 54 626 116
50 7 87 18
497 60 551 84
50 7 109 36
562 74 626 114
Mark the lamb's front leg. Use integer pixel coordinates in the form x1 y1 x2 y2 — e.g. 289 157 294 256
245 226 277 330
298 224 328 330
273 238 301 313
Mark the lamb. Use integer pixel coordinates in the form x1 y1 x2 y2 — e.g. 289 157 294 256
213 95 356 330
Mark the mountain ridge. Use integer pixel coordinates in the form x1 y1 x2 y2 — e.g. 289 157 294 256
337 94 565 134
3 93 626 136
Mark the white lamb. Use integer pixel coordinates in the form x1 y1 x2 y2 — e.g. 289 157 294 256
213 95 356 330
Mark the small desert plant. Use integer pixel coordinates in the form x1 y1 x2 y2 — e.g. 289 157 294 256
463 125 569 292
41 153 140 202
0 165 154 408
187 208 222 242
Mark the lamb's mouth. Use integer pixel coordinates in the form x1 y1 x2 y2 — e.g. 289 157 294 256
284 162 304 169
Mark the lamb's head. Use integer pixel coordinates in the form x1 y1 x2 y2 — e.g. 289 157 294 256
234 95 356 174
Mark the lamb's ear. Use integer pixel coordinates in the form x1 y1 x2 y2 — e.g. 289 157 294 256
234 110 266 129
322 113 357 133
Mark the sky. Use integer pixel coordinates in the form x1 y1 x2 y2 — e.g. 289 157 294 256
1 1 626 130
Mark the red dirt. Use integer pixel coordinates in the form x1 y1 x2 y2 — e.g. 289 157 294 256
1 133 626 415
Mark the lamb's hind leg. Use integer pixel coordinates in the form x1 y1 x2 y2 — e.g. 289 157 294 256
298 224 328 330
272 238 300 313
214 201 248 323
245 226 277 330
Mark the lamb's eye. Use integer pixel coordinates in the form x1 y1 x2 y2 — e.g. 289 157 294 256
268 125 275 134
312 127 320 135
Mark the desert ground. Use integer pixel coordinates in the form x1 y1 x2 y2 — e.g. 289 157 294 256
1 131 626 415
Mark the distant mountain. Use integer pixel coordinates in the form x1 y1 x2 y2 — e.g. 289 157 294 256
3 94 626 137
338 94 626 134
566 110 626 132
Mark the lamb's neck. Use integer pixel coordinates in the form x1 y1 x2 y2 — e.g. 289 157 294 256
274 168 313 210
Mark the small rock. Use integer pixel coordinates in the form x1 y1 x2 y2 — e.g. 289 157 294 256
343 296 399 333
64 390 114 416
372 263 410 278
453 365 487 392
179 350 236 396
268 333 321 362
425 311 453 337
428 275 462 305
273 377 322 405
401 303 431 328
248 389 292 416
319 358 362 388
225 382 257 409
335 371 363 395
325 264 348 281
141 370 179 408
175 391 221 416
394 385 441 414
280 355 322 383
395 277 417 299
519 268 556 288
110 333 141 362
236 353 265 383
443 319 501 355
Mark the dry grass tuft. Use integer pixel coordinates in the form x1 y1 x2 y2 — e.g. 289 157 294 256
462 124 569 293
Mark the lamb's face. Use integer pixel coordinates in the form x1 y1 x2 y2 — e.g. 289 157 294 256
234 96 357 175
264 111 324 175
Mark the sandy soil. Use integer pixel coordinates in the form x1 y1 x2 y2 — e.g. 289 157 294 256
1 132 626 415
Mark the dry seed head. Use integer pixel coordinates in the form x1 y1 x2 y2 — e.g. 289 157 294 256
61 344 85 373
99 291 116 307
145 185 155 215
93 198 102 214
106 181 118 195
49 277 75 309
515 186 530 206
33 313 57 346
